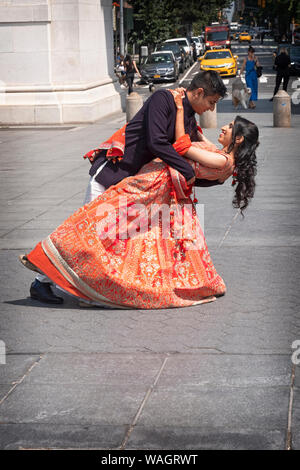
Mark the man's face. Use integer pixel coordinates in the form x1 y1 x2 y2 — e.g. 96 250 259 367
189 88 220 114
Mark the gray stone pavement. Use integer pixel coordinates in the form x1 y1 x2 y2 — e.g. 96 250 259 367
0 99 300 450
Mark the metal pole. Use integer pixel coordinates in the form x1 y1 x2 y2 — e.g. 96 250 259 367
113 4 117 64
120 0 124 56
291 18 295 45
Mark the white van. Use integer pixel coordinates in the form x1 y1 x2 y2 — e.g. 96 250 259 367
191 36 205 56
230 22 239 31
164 38 192 66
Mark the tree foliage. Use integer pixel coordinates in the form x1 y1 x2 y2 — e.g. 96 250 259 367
243 0 300 34
127 0 231 48
264 0 300 32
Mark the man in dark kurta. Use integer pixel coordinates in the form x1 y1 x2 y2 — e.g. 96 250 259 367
88 70 227 194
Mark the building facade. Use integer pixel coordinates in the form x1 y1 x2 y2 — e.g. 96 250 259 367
0 0 122 125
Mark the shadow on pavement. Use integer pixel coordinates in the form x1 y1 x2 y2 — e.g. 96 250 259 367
4 299 70 309
3 299 108 310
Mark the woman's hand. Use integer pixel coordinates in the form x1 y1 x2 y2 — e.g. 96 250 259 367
169 89 184 110
174 93 183 110
171 87 187 143
173 87 186 97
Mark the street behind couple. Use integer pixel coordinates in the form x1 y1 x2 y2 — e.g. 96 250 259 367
20 71 259 310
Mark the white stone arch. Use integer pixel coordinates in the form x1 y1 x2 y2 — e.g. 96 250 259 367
0 0 122 125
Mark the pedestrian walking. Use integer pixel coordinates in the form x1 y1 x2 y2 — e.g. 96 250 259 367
260 31 265 44
124 54 141 95
270 47 291 101
115 53 127 88
192 42 197 63
240 46 260 109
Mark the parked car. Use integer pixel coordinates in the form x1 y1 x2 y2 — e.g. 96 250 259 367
198 36 205 54
199 48 238 77
230 22 239 31
164 37 193 66
191 36 202 56
140 51 179 83
156 42 187 73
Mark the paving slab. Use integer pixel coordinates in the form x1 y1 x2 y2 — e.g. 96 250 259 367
22 353 165 386
0 383 146 426
129 386 289 430
0 423 127 450
154 354 292 388
0 385 13 402
126 426 285 450
0 354 40 384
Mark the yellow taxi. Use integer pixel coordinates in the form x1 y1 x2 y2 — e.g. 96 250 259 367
238 31 252 42
199 49 238 77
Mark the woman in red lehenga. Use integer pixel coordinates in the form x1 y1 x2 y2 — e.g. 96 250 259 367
22 92 259 309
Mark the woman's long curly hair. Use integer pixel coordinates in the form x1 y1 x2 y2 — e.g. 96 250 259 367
227 116 259 215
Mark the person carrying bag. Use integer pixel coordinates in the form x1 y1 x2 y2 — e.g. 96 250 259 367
124 54 141 95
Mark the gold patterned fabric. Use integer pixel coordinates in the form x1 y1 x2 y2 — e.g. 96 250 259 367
28 147 234 309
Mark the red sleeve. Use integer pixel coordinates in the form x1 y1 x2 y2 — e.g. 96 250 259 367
172 134 192 156
83 124 127 162
146 90 195 182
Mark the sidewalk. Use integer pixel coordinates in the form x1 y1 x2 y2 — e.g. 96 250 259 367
0 100 299 450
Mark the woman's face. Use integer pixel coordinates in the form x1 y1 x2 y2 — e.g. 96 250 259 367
218 121 234 148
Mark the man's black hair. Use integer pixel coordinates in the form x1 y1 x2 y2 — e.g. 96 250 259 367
187 70 227 98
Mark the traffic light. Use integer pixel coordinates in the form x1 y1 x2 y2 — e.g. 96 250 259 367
262 0 266 7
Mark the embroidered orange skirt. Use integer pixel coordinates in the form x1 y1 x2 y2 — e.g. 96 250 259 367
28 160 226 309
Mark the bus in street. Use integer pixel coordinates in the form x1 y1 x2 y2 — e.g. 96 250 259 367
204 24 231 50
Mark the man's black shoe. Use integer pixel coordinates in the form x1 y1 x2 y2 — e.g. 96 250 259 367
30 280 64 305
